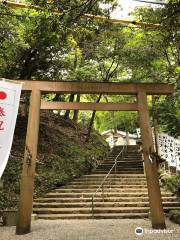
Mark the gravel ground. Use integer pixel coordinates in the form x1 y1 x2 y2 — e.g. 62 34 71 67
0 218 180 240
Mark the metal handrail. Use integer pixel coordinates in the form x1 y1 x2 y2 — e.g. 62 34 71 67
91 142 128 217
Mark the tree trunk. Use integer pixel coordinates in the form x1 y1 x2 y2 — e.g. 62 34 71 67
73 94 81 122
64 94 75 120
85 94 102 142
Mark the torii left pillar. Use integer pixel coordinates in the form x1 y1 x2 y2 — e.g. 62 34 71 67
16 89 41 235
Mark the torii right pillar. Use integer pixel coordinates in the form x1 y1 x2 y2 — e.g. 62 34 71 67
138 91 166 229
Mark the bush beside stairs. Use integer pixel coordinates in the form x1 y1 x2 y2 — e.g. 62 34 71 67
33 145 180 219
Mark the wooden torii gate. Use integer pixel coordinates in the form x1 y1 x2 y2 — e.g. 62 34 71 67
11 80 173 235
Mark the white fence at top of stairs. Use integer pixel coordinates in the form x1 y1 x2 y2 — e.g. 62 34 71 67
136 128 180 172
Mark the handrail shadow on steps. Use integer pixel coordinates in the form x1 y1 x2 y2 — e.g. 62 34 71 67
91 143 128 218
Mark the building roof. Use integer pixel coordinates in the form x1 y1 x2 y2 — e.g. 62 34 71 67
101 129 138 139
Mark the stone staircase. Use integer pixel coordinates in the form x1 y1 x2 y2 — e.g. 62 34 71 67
33 145 180 219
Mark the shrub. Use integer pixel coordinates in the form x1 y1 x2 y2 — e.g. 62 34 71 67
161 174 180 197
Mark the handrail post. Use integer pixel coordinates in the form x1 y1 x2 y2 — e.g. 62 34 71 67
92 196 94 218
102 184 104 202
126 131 129 145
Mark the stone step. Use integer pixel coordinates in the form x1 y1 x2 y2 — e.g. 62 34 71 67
98 168 144 170
97 166 143 168
107 159 142 162
73 177 146 181
109 153 141 156
35 196 179 203
37 213 148 219
70 178 146 184
34 146 179 220
34 206 180 215
45 192 173 198
101 164 143 167
96 169 144 171
74 180 147 184
94 169 144 171
73 177 146 180
107 158 142 161
96 168 143 171
77 180 146 183
94 169 144 173
107 155 141 157
69 181 148 185
33 207 150 214
61 185 147 189
94 168 143 171
94 171 144 174
81 174 145 177
123 154 140 156
33 202 180 208
96 168 144 170
100 162 143 165
79 173 146 181
93 172 144 174
97 165 143 168
53 188 149 193
99 162 143 164
93 171 144 174
78 177 146 181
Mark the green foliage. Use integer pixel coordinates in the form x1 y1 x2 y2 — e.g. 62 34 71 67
1 0 179 136
0 0 179 210
119 2 180 136
161 174 180 197
0 115 108 209
0 156 22 209
157 95 180 137
169 210 180 224
0 3 28 76
35 131 108 197
95 111 138 133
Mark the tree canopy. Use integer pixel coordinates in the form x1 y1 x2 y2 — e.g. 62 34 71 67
0 0 179 137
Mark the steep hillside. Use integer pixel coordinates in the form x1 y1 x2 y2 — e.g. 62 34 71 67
0 111 108 210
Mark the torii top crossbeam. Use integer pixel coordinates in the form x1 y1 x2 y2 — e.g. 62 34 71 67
13 80 173 94
1 1 161 28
